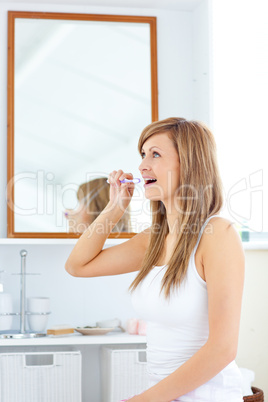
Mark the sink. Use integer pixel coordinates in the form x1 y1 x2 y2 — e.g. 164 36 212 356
0 330 46 339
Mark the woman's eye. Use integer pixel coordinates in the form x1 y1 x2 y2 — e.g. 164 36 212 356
141 151 160 159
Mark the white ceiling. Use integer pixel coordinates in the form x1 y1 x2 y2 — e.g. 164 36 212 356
1 0 203 11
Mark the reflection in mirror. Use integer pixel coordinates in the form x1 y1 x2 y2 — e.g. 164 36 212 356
7 12 158 238
64 177 131 234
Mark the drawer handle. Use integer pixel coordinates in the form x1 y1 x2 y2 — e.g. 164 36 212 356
24 354 60 368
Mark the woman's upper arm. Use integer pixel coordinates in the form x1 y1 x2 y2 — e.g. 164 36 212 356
67 227 151 277
202 218 245 358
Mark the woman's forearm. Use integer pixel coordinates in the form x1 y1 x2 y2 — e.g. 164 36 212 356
141 340 236 402
65 202 124 271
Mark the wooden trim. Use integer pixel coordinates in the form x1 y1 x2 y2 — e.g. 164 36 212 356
7 11 15 238
150 17 158 122
7 11 158 239
7 11 155 23
8 232 136 239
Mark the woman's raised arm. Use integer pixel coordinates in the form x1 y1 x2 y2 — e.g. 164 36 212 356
65 169 150 278
65 207 150 278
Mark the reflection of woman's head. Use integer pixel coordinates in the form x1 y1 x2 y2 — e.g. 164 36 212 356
77 178 110 218
65 177 131 233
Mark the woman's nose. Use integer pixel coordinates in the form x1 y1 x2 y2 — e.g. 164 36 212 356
138 158 150 173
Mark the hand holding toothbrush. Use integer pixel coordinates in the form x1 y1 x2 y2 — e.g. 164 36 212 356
107 170 138 212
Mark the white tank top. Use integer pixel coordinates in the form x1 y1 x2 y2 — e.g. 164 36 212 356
131 215 243 401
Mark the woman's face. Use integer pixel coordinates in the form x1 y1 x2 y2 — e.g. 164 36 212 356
138 132 180 205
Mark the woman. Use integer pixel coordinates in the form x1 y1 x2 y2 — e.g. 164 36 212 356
64 177 131 234
65 117 245 402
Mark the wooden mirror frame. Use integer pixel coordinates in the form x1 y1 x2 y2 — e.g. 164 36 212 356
7 11 158 239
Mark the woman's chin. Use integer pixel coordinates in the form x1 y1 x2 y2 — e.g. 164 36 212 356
145 193 162 201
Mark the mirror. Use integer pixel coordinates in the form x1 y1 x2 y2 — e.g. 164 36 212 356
7 11 158 238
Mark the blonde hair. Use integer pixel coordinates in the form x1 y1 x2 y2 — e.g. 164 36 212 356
129 117 224 298
77 178 131 232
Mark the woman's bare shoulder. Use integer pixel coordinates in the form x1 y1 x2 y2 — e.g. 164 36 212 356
130 226 151 248
200 216 244 258
205 216 239 235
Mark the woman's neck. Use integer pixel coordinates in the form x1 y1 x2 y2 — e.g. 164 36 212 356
166 213 181 237
162 199 183 237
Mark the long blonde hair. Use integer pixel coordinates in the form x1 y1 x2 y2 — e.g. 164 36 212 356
129 117 224 298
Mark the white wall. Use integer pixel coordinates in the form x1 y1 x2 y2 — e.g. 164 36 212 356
236 250 268 397
210 1 268 394
192 0 211 123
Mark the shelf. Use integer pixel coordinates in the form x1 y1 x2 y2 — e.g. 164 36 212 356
242 242 268 250
0 238 267 249
0 238 127 245
0 332 146 346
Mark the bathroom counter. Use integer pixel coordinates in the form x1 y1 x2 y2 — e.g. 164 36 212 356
0 332 146 346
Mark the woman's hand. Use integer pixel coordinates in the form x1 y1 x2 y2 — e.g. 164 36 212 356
107 169 135 212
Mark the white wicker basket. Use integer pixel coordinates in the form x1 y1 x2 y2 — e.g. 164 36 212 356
0 351 81 402
101 345 148 402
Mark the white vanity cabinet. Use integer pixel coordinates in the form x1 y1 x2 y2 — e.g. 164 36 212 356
0 334 146 402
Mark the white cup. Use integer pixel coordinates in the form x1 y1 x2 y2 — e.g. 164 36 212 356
27 297 50 333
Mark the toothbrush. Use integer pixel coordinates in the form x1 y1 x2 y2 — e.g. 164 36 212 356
106 178 141 184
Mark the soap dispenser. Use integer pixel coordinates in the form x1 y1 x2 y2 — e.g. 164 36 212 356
0 271 13 331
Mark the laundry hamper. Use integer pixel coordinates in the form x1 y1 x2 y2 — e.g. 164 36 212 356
0 351 81 402
243 387 264 402
101 344 148 402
